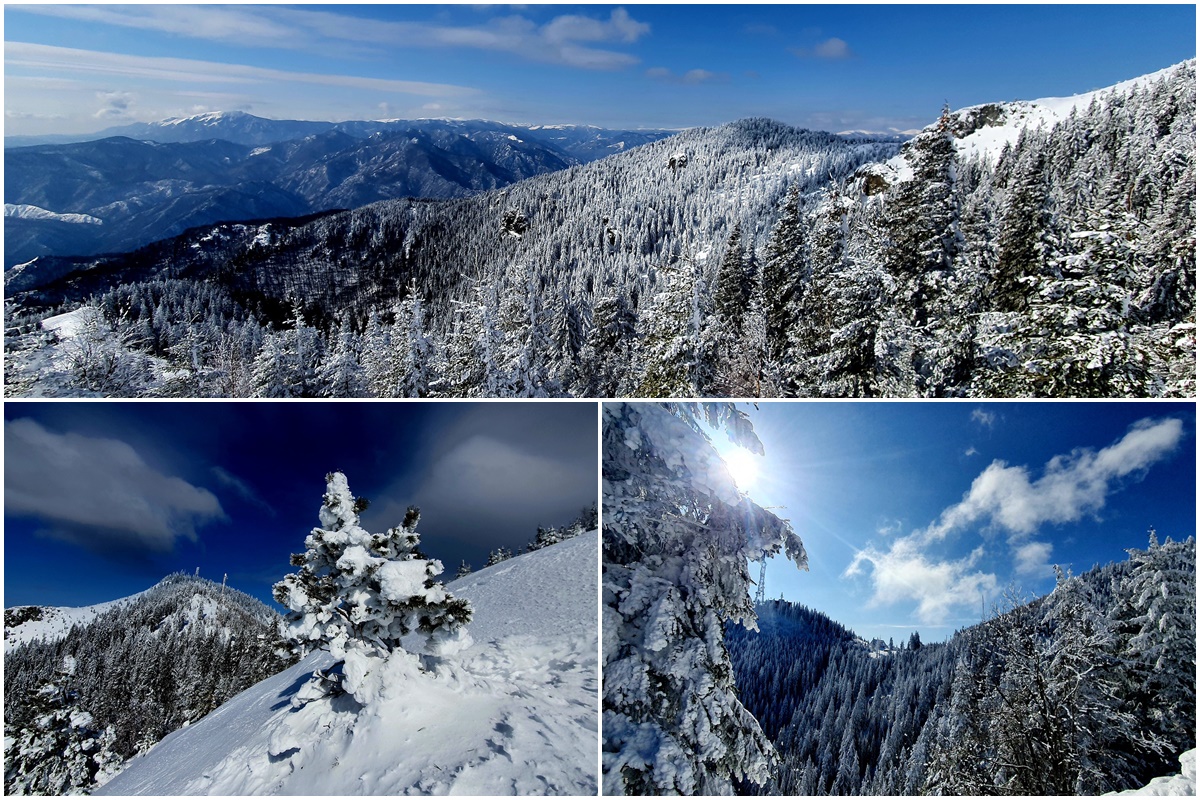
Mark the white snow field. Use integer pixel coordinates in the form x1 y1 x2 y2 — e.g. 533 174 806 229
96 531 599 795
1108 750 1197 796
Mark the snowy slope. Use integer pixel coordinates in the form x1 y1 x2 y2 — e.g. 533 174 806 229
4 203 102 225
868 59 1193 184
96 531 599 795
4 591 146 652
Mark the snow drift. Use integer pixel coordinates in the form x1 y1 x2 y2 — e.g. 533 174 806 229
96 532 598 795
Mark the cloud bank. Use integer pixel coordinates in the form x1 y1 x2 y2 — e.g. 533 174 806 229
5 418 224 553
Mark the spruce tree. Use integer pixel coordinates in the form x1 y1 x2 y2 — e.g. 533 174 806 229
603 402 808 794
273 472 473 667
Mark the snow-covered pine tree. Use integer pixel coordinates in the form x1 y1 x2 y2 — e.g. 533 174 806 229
391 280 436 397
760 186 807 394
603 402 808 795
273 472 473 674
636 256 711 397
1119 531 1196 749
484 547 513 567
317 314 367 397
3 656 120 795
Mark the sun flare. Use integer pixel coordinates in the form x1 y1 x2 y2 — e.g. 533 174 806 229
722 448 760 490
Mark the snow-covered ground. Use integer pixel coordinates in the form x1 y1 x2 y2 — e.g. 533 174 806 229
4 591 147 653
96 531 599 795
1108 750 1197 796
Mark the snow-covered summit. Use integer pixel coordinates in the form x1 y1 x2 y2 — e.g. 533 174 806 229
96 532 599 795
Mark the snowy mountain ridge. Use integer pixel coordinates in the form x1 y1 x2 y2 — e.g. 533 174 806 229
4 591 147 653
865 58 1194 186
96 532 599 795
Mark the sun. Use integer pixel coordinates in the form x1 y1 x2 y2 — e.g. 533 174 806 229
722 448 760 491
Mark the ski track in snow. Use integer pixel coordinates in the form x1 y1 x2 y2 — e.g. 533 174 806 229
96 531 598 796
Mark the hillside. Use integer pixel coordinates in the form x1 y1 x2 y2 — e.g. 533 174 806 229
3 574 293 794
96 531 599 795
726 536 1196 795
4 590 147 653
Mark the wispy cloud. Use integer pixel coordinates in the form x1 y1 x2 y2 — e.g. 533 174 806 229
5 418 224 554
1014 540 1053 576
925 417 1183 542
791 37 855 60
12 5 652 71
646 66 728 85
971 408 998 428
211 466 276 517
844 537 997 626
5 42 480 98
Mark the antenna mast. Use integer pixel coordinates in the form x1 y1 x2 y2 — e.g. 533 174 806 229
754 559 767 604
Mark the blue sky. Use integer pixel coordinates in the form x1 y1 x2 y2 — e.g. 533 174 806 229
709 402 1196 644
4 402 597 609
4 4 1195 136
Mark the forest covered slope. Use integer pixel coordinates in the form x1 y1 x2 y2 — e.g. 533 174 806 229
3 60 1192 399
726 535 1196 795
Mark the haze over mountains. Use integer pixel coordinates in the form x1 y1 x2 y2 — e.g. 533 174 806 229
3 113 675 268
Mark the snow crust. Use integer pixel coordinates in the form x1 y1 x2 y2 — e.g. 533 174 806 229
96 531 599 795
1107 750 1197 796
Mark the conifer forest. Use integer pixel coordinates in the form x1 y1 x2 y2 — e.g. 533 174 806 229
3 4 1196 797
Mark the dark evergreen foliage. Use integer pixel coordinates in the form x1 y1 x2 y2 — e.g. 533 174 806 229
3 574 295 794
725 536 1196 795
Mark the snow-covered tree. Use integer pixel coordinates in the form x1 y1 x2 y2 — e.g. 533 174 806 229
603 402 808 795
4 656 121 795
485 547 513 567
273 472 473 671
1120 532 1196 746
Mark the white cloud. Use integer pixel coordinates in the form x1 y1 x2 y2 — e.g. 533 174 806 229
12 5 651 71
791 37 855 60
646 66 728 84
965 446 979 457
971 408 997 428
844 536 997 626
843 417 1183 626
4 418 224 553
6 42 480 98
926 417 1183 542
1014 541 1053 576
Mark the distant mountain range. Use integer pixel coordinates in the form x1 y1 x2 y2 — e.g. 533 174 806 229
4 113 675 268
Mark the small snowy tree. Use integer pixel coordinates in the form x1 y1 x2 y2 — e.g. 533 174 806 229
273 472 473 672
